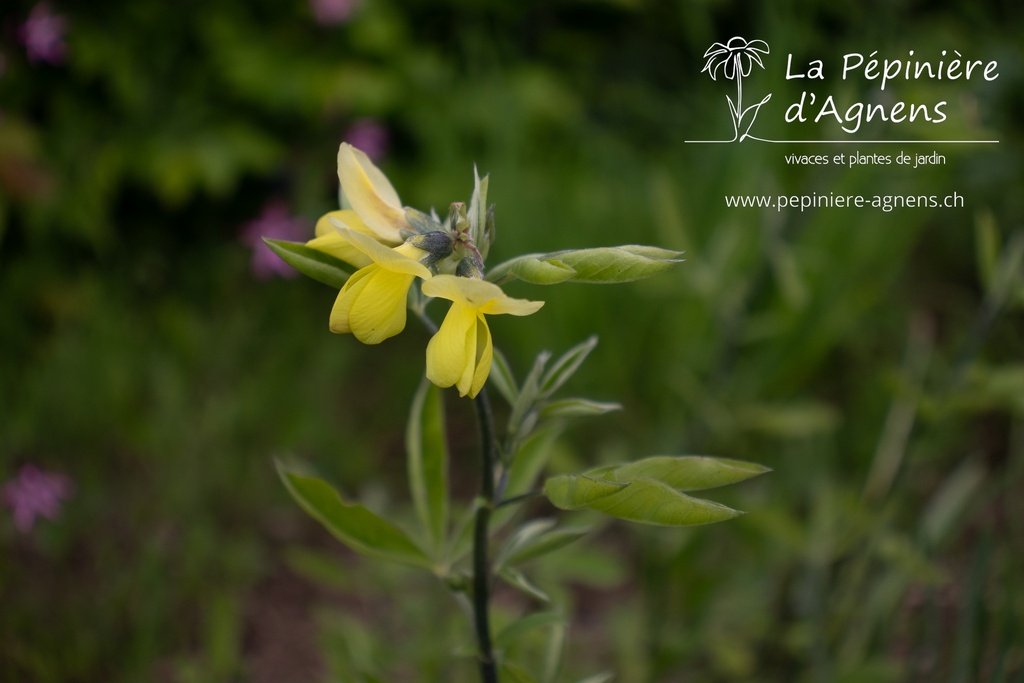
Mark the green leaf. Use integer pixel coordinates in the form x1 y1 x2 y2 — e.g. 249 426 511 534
544 475 629 511
506 426 563 498
585 477 743 526
495 426 565 531
555 245 682 283
498 566 551 602
595 456 770 492
495 612 565 650
469 168 493 259
496 520 591 569
541 619 568 683
488 254 577 285
509 350 551 435
406 377 449 559
540 336 598 397
490 348 519 406
489 246 683 285
277 463 431 568
494 519 556 570
541 398 622 419
263 238 350 289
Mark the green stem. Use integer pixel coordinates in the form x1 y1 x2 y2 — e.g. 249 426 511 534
473 388 499 683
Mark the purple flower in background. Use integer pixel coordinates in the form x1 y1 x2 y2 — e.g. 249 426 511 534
241 200 309 279
311 0 358 26
344 118 389 161
2 464 74 533
19 2 68 65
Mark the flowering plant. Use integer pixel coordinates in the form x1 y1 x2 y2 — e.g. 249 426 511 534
265 144 768 681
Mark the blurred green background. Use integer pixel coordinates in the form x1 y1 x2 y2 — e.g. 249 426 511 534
2 0 1022 681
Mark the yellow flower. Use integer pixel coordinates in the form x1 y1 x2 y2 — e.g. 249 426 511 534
336 142 411 244
330 227 432 344
422 275 544 398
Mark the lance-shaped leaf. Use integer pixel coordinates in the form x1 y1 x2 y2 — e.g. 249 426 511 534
505 525 591 567
277 463 431 568
490 245 683 285
585 476 743 526
553 245 684 283
505 426 562 498
488 254 577 285
406 377 449 558
591 455 770 492
541 398 622 419
489 348 519 406
544 474 629 511
493 426 563 532
263 238 351 289
539 335 598 397
494 519 591 570
494 519 557 570
498 566 552 603
507 350 551 442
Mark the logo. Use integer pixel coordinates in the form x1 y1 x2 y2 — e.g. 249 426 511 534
689 36 999 145
700 36 772 142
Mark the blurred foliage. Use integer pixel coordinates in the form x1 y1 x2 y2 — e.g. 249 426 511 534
1 0 1022 681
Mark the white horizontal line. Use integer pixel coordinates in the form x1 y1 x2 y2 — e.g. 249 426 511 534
685 139 999 144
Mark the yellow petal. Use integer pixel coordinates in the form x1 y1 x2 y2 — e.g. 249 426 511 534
467 316 493 398
344 144 402 207
421 274 544 317
339 227 432 279
307 231 373 269
347 268 415 344
426 303 477 392
337 143 409 243
329 266 375 334
481 296 545 317
454 313 479 397
314 210 374 238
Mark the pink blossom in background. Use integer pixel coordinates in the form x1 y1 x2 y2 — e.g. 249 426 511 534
310 0 358 26
240 200 309 279
344 118 389 161
19 2 68 65
2 464 74 533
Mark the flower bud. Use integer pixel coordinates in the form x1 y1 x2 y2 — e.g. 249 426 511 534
468 169 492 259
408 230 455 266
456 256 485 279
447 202 470 236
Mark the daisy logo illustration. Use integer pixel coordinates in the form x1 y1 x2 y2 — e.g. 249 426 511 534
701 36 772 142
